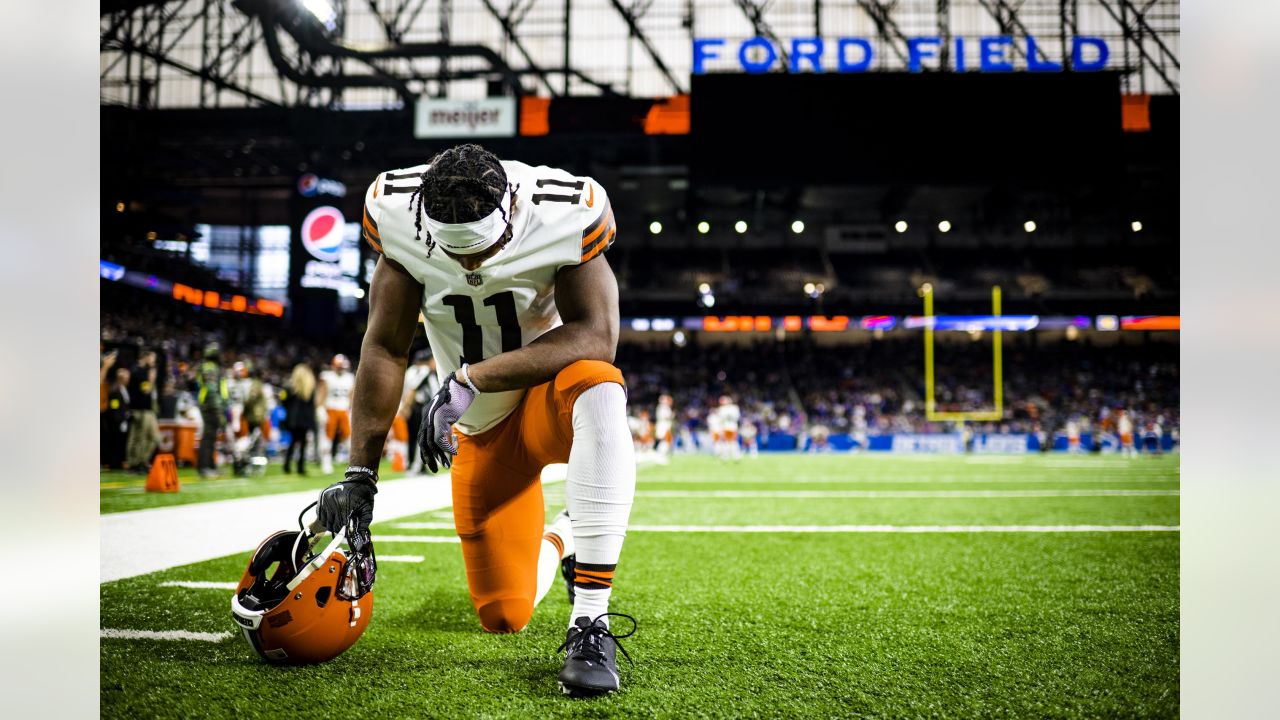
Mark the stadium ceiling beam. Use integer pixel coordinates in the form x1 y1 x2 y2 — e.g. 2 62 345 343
259 18 415 104
855 1 909 65
973 0 1032 62
102 38 281 107
606 0 685 94
1095 0 1179 93
252 8 527 103
100 0 171 13
477 0 559 96
364 0 401 42
733 0 790 70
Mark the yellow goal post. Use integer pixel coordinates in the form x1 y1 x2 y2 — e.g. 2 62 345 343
920 284 1004 423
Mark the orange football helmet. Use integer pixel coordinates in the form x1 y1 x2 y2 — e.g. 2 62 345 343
231 506 376 665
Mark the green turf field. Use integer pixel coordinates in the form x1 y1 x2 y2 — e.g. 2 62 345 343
101 453 1179 718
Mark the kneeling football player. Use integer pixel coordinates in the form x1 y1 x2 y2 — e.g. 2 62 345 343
316 144 637 696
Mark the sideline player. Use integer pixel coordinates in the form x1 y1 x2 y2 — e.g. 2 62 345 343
315 144 637 696
1117 408 1136 457
317 354 355 474
654 394 675 464
716 394 741 461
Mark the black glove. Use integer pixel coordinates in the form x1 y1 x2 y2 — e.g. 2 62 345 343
318 467 378 536
417 375 476 473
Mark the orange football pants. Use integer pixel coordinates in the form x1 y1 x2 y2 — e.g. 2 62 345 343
326 409 351 443
451 360 625 633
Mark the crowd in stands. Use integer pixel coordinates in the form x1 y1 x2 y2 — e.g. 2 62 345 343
101 291 1179 471
618 337 1179 444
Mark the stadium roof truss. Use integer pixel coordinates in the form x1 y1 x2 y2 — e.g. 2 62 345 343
101 0 1178 109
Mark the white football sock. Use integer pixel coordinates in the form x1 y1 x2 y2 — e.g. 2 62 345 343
534 512 574 606
571 587 612 627
566 382 635 627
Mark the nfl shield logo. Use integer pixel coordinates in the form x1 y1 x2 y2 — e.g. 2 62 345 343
466 272 483 287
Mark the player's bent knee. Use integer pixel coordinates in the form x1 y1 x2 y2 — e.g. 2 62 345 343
554 360 624 398
475 597 534 634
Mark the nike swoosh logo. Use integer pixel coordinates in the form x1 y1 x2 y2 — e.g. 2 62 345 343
585 183 595 208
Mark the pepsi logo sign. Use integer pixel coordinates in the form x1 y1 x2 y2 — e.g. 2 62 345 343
297 173 347 197
301 206 345 262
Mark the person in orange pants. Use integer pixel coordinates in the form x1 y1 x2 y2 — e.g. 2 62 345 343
316 145 637 697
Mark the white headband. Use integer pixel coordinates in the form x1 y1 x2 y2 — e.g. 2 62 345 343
423 184 513 256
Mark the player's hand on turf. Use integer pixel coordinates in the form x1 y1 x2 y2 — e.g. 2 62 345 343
418 375 475 473
317 467 377 536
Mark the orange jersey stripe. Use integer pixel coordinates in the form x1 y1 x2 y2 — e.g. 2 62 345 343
582 207 614 248
582 223 615 263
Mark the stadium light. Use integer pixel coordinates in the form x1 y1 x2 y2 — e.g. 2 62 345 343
698 282 711 294
804 282 816 295
697 221 710 234
937 220 952 233
1131 220 1143 232
734 220 748 234
300 0 338 29
115 202 125 213
700 293 716 308
649 221 663 235
894 220 908 233
791 220 805 234
673 330 687 347
1024 220 1037 233
353 288 366 300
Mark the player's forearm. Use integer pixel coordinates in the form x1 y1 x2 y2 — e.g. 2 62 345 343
349 345 408 470
465 320 615 393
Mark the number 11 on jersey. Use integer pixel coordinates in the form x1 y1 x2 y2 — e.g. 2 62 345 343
441 291 522 366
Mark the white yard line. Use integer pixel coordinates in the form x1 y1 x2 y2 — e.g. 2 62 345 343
627 524 1179 533
101 474 454 582
376 535 461 543
158 581 239 590
637 475 1177 484
635 489 1178 499
378 555 425 563
392 522 456 530
102 465 569 583
101 629 232 642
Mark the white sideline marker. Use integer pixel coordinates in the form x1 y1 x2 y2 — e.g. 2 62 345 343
158 581 239 590
101 628 232 642
392 522 456 530
375 535 461 543
637 475 1177 484
635 489 1178 499
628 524 1179 533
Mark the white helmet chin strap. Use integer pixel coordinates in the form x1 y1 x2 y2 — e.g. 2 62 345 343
423 184 513 256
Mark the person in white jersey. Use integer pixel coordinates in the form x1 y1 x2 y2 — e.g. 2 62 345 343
654 394 675 464
313 144 636 697
716 394 741 461
316 354 356 474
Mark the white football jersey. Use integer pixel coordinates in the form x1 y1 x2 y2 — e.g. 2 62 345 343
363 160 616 434
1118 415 1133 435
719 403 741 430
655 403 674 432
320 369 355 411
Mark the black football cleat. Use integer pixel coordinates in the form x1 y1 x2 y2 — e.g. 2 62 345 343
560 554 576 604
557 613 636 698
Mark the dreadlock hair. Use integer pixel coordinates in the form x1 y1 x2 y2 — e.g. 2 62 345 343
409 144 510 257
